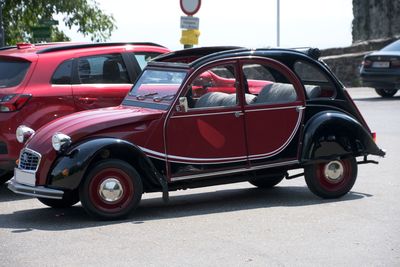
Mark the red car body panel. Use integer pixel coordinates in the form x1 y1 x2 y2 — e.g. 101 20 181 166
0 43 169 176
166 107 247 163
28 106 165 185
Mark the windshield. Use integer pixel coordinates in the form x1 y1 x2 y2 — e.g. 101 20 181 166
382 40 400 52
0 58 30 88
126 69 187 108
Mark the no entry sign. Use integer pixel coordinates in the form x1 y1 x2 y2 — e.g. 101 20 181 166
180 0 201 16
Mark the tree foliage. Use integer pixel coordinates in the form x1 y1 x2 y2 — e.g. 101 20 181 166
1 0 116 45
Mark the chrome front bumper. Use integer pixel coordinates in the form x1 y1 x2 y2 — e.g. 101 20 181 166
8 178 64 199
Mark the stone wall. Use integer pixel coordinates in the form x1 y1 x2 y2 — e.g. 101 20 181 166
321 0 400 86
352 0 400 43
321 37 398 86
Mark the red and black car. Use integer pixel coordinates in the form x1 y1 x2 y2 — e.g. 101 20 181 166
0 42 169 184
9 47 385 220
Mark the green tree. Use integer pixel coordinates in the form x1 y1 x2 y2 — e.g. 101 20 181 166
1 0 116 45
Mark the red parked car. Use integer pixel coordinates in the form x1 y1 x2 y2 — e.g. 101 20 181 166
9 47 385 220
0 42 169 184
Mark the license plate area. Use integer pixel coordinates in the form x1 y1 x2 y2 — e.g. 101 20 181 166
14 168 36 186
372 61 390 68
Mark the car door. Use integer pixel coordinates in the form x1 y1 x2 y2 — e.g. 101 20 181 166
239 58 306 166
165 60 248 180
72 53 132 110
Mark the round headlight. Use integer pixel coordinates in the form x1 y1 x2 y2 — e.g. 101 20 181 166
52 133 71 152
16 125 35 143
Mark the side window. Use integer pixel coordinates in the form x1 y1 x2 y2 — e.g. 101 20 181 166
51 59 72 84
243 63 297 105
133 52 162 70
294 60 335 99
186 64 238 109
77 54 130 84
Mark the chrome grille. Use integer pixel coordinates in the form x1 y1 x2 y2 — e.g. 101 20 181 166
19 149 41 171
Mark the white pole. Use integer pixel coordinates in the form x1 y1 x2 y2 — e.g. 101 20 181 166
277 0 280 47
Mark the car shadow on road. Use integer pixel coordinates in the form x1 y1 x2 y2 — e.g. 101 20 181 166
0 184 372 232
0 182 31 202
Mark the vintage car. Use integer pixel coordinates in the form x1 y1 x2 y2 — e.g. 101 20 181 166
8 47 385 220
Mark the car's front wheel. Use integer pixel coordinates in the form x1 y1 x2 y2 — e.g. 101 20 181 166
375 88 397 98
304 157 357 199
249 175 284 188
38 190 79 208
79 159 143 220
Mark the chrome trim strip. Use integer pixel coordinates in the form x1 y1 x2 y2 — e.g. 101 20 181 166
171 160 299 181
250 160 299 171
8 178 64 200
138 146 165 158
171 110 238 118
168 158 247 164
168 154 247 162
139 146 247 164
245 106 299 113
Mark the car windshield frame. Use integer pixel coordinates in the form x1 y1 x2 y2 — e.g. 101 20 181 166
122 67 188 110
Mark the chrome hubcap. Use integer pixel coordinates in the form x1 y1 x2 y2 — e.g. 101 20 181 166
324 161 344 182
99 178 124 202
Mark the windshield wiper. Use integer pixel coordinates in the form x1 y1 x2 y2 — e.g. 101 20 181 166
135 92 158 100
153 94 176 102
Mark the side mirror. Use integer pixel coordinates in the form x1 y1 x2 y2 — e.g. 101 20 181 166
176 97 188 112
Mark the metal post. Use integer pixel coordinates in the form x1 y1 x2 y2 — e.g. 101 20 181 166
277 0 280 47
0 0 4 47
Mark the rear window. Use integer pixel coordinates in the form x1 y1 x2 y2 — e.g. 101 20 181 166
381 40 400 52
0 58 30 88
294 60 336 99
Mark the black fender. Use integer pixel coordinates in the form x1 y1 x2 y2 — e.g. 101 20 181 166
47 138 168 196
301 111 385 162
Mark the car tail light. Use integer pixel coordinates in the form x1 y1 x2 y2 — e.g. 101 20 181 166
372 132 377 142
362 59 372 68
391 58 400 68
0 94 31 112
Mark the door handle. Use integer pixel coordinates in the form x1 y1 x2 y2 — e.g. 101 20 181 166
234 111 244 118
296 106 305 112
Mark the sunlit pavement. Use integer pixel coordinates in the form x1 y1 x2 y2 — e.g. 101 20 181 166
0 87 399 266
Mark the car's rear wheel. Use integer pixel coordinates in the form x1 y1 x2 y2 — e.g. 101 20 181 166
38 190 79 208
375 88 397 98
249 175 285 188
304 157 357 199
0 170 13 185
79 159 143 220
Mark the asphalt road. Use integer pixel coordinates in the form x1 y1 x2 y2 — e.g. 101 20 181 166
1 87 399 266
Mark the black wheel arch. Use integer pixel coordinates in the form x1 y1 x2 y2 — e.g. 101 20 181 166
47 138 167 193
301 110 385 162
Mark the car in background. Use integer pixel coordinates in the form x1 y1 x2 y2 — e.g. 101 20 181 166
8 46 385 220
0 42 169 184
360 39 400 97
